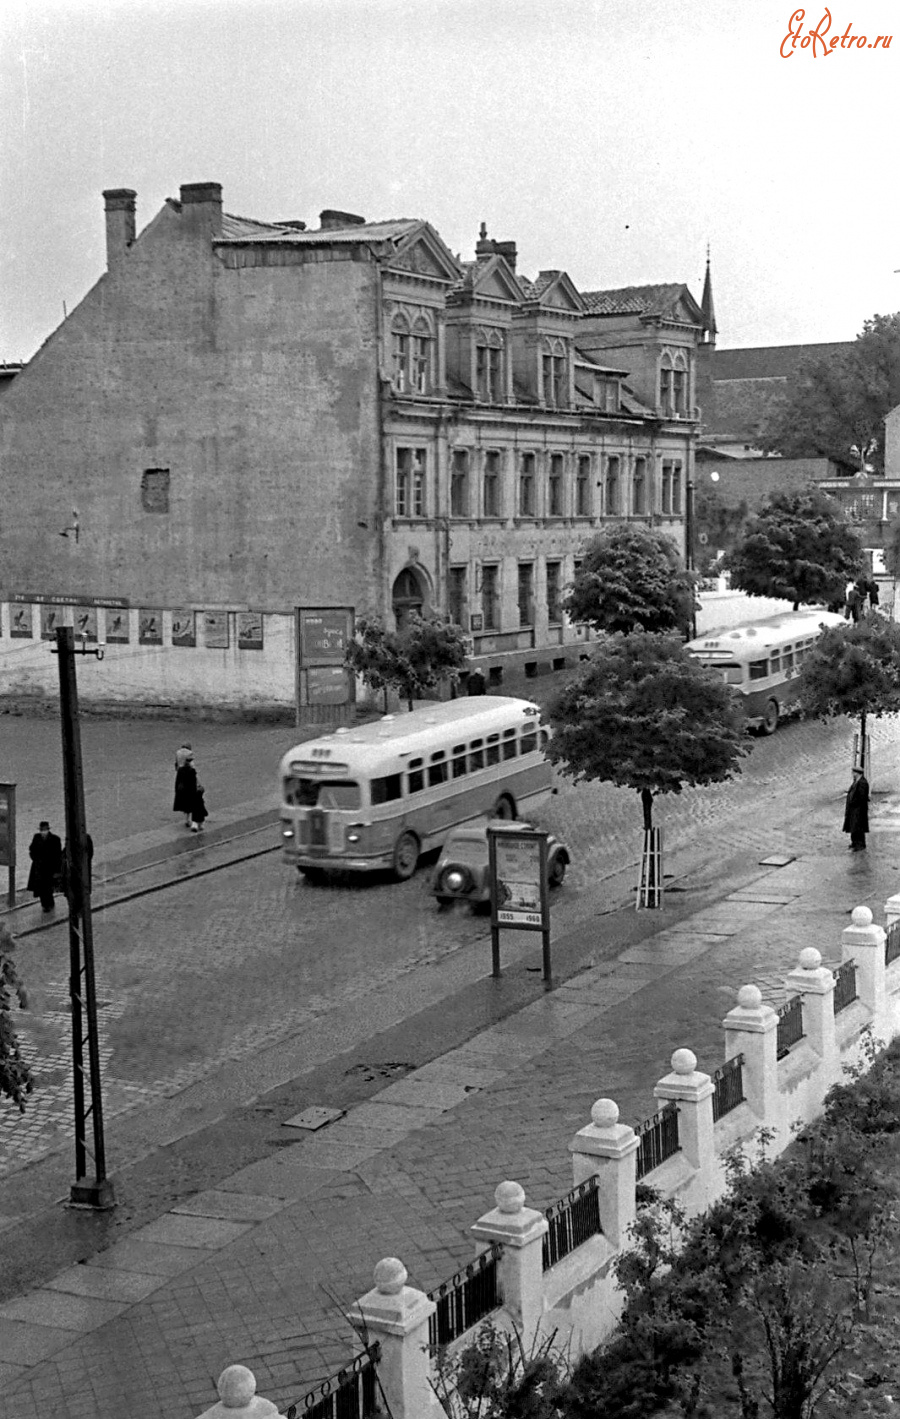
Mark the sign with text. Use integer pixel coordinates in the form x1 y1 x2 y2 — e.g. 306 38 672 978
203 611 230 650
299 608 353 664
488 824 552 983
10 605 33 638
237 611 264 651
306 665 351 705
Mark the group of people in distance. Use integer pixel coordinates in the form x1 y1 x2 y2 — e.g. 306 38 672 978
173 742 209 833
844 575 880 623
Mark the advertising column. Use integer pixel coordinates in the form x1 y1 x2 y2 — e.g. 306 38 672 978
296 607 356 727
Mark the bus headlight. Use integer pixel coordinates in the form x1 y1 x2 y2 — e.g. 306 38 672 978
282 827 294 840
346 825 365 845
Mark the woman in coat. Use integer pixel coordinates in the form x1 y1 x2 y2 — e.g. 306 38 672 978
843 767 870 852
174 755 198 829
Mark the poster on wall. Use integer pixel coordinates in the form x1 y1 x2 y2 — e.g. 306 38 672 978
104 608 130 643
40 605 65 640
305 665 351 705
202 611 229 649
237 612 264 651
298 608 353 663
10 606 33 638
138 610 162 645
171 610 196 648
74 607 98 642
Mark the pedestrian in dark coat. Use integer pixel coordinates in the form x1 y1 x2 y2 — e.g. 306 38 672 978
27 821 63 911
843 767 870 851
174 755 197 828
189 783 209 833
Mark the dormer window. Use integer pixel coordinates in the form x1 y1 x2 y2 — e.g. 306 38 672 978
475 328 504 402
542 339 567 408
391 312 435 395
659 351 689 415
673 354 688 414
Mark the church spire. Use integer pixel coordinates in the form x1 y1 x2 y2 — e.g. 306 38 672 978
701 244 717 347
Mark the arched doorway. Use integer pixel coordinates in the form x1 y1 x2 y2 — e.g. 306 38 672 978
392 566 427 630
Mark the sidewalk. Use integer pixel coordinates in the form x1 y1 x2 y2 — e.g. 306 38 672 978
0 756 898 1416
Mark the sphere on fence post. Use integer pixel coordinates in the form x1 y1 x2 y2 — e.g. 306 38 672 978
195 1364 279 1418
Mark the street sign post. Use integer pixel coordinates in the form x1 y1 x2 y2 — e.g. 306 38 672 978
487 823 552 985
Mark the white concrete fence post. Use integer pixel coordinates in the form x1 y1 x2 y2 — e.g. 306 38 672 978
842 904 886 1019
785 947 837 1061
196 1365 278 1419
653 1048 715 1206
348 1257 439 1419
567 1098 639 1248
723 985 780 1124
471 1180 549 1343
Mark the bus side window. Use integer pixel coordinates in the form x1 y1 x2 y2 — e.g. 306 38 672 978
408 757 424 794
486 733 500 767
521 728 538 755
469 738 485 771
539 727 551 749
451 744 467 779
371 773 403 805
748 660 768 681
769 651 781 674
428 751 448 786
501 729 518 761
782 647 794 671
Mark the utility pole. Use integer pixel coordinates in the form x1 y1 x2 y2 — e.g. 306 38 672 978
54 627 115 1210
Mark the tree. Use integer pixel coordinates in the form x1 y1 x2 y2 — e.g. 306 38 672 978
563 525 696 637
693 484 749 574
797 612 900 765
0 923 34 1113
758 311 900 473
344 611 469 712
727 487 861 610
546 632 747 834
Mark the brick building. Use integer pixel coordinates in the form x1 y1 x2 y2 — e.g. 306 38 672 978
0 183 701 714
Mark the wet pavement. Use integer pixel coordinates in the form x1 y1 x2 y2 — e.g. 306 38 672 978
1 710 900 1415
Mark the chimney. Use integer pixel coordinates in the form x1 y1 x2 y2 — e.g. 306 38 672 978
494 240 517 271
475 222 493 259
102 189 137 270
319 209 366 231
179 183 223 238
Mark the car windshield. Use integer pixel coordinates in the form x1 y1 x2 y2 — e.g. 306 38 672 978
444 834 488 864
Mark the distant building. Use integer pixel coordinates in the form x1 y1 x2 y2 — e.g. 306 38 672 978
0 184 702 715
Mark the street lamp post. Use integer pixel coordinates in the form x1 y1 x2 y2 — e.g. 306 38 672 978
685 478 697 640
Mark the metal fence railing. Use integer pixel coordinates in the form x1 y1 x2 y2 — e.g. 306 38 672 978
428 1245 501 1350
776 995 804 1059
712 1054 745 1122
542 1177 603 1271
833 959 858 1015
885 919 900 967
635 1103 680 1181
284 1346 380 1419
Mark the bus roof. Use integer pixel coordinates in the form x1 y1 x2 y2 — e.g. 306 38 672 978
687 609 846 656
279 696 542 776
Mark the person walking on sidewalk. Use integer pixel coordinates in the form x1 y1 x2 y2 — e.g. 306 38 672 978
174 750 198 829
189 781 209 833
26 821 63 912
843 765 870 852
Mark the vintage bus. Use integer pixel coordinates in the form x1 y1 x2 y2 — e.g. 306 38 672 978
278 696 553 881
685 608 846 734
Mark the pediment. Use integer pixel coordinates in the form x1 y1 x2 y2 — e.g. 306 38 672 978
469 256 522 304
536 271 584 313
388 223 461 282
666 287 704 326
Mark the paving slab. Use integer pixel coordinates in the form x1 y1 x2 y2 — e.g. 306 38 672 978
338 1100 445 1133
0 1288 128 1331
618 939 717 965
217 1156 342 1199
0 1316 77 1365
44 1265 164 1304
131 1214 252 1250
412 1059 504 1088
274 1138 382 1171
371 1078 477 1110
0 1363 28 1384
171 1190 288 1222
86 1238 204 1277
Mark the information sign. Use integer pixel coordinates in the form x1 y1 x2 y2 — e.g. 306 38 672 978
306 666 350 705
487 824 552 984
299 608 353 663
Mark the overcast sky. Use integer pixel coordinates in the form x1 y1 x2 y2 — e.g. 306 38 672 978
1 0 898 363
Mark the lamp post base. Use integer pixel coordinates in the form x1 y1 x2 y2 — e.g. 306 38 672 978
68 1177 116 1210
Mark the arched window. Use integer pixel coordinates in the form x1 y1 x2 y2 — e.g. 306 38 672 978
391 314 411 392
392 566 427 630
542 339 567 408
391 311 434 394
411 315 435 394
605 456 620 516
659 353 674 415
475 327 505 402
673 352 689 414
632 458 647 515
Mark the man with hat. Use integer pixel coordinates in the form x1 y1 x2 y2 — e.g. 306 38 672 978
843 765 870 852
27 820 63 911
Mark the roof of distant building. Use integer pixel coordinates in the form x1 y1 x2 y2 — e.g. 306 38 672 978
218 214 420 245
581 283 691 317
710 342 852 380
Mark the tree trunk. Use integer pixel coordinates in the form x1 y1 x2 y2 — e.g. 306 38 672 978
641 788 654 831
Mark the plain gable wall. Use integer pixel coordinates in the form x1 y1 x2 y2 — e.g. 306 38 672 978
0 200 383 612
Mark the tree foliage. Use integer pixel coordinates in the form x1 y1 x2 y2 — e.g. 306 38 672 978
797 612 900 749
563 525 695 637
344 611 469 712
0 923 33 1113
546 632 747 830
693 484 749 573
727 487 861 610
758 312 900 473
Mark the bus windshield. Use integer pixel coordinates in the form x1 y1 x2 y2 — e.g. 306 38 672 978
289 779 361 809
708 662 744 685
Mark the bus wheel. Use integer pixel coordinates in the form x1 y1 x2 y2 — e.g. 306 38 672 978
491 794 516 821
392 831 420 881
761 699 779 735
